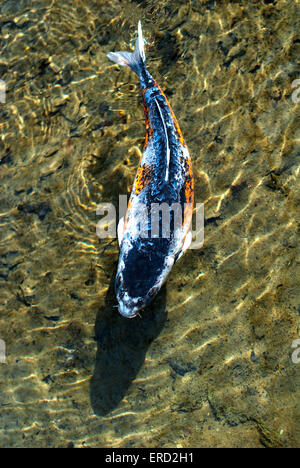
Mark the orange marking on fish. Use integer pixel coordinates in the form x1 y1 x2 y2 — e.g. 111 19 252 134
143 126 154 150
184 159 194 203
142 100 150 129
183 158 194 225
121 198 132 238
134 164 152 195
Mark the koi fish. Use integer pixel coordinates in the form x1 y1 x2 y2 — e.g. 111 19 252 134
107 22 194 318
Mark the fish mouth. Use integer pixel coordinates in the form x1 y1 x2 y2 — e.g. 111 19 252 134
118 301 140 319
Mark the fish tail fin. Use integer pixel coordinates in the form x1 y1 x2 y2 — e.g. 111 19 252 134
107 21 146 75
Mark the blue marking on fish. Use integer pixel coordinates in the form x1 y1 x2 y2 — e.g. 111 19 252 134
107 22 194 318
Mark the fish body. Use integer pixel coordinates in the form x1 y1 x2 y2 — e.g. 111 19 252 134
107 22 194 318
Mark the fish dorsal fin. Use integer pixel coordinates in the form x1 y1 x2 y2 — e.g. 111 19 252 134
155 98 170 182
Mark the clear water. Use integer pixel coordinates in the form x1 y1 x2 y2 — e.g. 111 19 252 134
0 0 299 447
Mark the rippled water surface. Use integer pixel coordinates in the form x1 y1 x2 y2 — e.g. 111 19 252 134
0 0 299 448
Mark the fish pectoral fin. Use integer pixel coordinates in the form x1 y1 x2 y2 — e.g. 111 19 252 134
117 217 125 246
176 230 192 262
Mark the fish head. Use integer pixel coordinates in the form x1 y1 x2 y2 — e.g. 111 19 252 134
115 247 175 318
115 269 143 318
